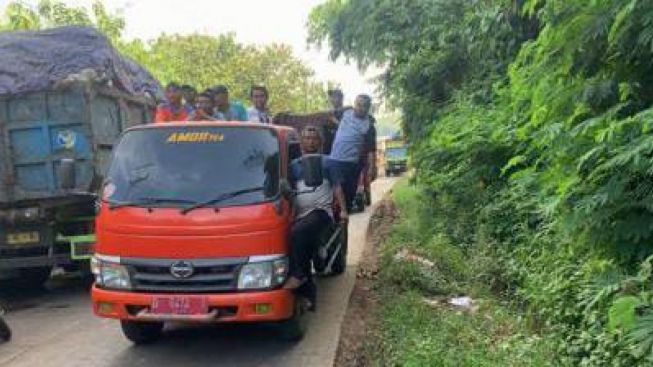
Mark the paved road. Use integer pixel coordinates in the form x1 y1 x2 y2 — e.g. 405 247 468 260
0 177 398 367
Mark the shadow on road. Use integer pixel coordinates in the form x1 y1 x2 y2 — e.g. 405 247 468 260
108 323 297 367
0 274 91 312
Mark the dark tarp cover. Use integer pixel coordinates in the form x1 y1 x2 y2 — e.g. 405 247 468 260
0 26 161 97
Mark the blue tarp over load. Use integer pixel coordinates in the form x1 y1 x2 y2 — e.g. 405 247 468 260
0 25 161 97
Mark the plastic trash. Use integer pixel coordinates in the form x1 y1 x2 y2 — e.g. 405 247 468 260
449 296 473 307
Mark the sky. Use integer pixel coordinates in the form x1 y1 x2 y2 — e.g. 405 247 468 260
3 0 382 105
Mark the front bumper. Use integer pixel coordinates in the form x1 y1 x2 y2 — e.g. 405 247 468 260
92 285 295 323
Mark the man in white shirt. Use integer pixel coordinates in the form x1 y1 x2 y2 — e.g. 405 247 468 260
284 126 347 310
247 85 272 124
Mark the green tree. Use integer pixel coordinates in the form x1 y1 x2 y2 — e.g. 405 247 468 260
1 2 41 30
123 33 326 112
0 0 327 112
310 0 653 364
308 0 537 138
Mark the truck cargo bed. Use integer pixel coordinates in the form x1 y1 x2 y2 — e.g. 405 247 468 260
0 84 153 207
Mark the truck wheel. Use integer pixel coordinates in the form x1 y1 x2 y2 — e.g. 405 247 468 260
385 170 391 177
331 226 348 275
0 317 10 342
352 194 365 213
278 298 308 342
121 321 163 344
18 267 52 288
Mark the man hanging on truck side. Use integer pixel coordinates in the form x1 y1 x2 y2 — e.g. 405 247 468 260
284 126 348 309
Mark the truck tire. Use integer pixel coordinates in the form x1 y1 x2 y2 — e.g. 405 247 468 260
18 267 52 288
385 169 391 177
121 321 163 344
331 226 348 275
0 317 10 343
278 298 307 342
364 189 372 207
0 316 10 342
352 194 365 213
0 305 10 343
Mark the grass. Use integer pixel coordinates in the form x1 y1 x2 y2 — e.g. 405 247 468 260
369 180 557 366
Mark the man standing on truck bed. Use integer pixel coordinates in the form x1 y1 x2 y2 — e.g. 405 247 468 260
181 84 197 114
328 88 347 122
248 85 272 124
285 126 348 309
154 82 189 122
211 85 248 121
188 91 218 121
328 94 377 211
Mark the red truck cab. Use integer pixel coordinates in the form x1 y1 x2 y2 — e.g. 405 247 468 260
91 121 314 343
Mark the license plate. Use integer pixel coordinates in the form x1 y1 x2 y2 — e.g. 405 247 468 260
151 296 208 315
6 231 40 245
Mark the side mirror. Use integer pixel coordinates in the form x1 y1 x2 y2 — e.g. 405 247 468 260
302 154 324 188
58 158 76 190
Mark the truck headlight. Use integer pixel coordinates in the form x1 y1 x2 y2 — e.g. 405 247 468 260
91 255 131 290
238 255 288 290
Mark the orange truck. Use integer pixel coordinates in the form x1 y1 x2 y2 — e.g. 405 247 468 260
90 121 347 343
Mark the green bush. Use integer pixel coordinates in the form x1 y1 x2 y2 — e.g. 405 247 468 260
310 0 653 364
373 183 556 366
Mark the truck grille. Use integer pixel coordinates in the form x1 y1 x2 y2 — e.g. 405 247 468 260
123 257 247 293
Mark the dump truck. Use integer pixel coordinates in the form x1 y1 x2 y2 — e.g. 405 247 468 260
384 138 408 176
0 26 159 285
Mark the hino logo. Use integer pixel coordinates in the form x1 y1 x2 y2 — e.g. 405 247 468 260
170 260 194 279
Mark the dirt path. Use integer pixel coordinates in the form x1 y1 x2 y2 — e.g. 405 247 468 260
334 199 399 367
0 177 398 367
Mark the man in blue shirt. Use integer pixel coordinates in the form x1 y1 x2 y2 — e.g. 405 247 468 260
329 94 377 211
284 126 347 309
211 85 248 121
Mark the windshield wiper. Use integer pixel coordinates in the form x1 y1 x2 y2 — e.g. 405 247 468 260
108 197 197 210
181 187 265 215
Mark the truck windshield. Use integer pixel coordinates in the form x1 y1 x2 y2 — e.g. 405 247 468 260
105 126 280 208
386 147 407 159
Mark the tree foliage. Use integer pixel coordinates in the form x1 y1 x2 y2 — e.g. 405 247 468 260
123 34 326 112
0 0 327 112
310 0 653 364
